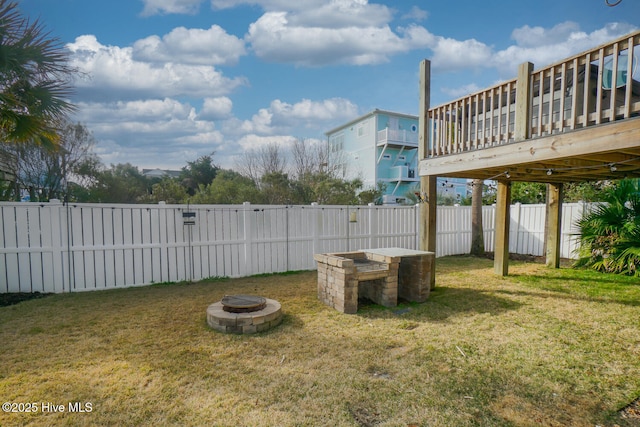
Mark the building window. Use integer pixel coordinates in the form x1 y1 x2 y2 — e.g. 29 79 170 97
329 133 344 152
357 121 369 138
411 124 417 132
382 154 391 160
398 155 406 161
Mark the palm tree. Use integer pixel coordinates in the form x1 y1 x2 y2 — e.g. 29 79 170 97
575 179 640 276
0 0 75 146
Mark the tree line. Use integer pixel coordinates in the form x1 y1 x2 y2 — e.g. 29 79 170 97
0 122 380 205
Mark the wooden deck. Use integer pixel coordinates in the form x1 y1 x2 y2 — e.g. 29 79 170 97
419 31 640 183
417 30 640 276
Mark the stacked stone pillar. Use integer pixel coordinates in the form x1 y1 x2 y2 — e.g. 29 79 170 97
314 254 358 314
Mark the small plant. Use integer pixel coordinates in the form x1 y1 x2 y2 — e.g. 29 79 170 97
574 179 640 276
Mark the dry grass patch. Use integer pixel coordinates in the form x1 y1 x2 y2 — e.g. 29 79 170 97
0 257 639 426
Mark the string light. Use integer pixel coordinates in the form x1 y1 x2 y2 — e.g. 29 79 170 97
471 156 639 182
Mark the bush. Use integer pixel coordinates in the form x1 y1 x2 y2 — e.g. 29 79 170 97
575 179 640 276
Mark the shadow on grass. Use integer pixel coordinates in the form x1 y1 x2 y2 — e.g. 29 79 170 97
493 287 640 308
357 286 523 322
508 271 640 307
511 270 640 286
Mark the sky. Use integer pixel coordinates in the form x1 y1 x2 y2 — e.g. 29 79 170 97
16 0 640 171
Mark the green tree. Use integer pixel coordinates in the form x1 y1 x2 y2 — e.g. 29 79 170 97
511 182 546 204
310 174 362 205
564 181 610 202
0 0 75 145
358 182 387 205
0 121 99 201
143 178 188 204
190 169 262 204
180 153 218 195
90 163 149 203
261 171 293 204
575 179 640 276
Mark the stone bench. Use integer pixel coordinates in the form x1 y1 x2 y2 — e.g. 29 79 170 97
314 248 434 314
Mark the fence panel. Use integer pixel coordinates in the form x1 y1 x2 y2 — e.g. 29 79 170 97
510 203 546 256
1 201 589 294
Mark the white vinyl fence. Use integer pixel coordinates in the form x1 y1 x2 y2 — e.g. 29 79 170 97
0 201 587 294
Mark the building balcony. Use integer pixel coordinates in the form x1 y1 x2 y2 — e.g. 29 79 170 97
377 128 419 148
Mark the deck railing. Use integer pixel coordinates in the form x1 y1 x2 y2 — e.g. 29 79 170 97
427 31 640 158
377 128 419 146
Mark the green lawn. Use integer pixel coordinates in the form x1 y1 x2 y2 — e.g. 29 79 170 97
0 256 638 426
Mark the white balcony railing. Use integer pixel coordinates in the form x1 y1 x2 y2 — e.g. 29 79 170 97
377 128 419 146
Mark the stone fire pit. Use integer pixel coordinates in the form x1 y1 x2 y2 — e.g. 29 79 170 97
207 295 282 334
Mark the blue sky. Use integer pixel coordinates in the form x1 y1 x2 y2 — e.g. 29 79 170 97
17 0 640 171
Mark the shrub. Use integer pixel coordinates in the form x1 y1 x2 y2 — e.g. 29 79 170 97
574 179 640 276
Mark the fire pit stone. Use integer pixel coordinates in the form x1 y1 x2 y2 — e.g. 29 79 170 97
207 295 282 334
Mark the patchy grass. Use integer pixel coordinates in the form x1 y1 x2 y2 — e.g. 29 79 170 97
0 256 639 426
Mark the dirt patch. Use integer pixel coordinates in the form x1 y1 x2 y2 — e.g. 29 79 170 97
619 396 640 420
348 403 382 427
0 292 52 307
481 252 573 266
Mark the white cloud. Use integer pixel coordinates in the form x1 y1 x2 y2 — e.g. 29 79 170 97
234 134 299 152
71 94 358 169
232 97 358 135
430 36 493 71
211 0 325 11
511 21 582 48
133 25 246 65
247 12 426 66
421 22 637 75
72 98 227 168
74 100 203 138
67 35 247 101
493 22 637 75
285 0 392 29
441 83 484 99
402 6 428 21
141 0 202 15
199 97 234 120
269 98 359 124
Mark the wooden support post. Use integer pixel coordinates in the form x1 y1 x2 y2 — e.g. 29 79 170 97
420 176 437 253
494 181 511 276
515 62 534 142
418 59 431 162
545 183 563 268
418 59 436 289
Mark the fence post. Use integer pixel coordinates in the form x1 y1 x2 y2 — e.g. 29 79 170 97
48 199 66 293
368 203 376 249
310 203 320 255
157 201 169 283
243 202 254 276
512 202 522 254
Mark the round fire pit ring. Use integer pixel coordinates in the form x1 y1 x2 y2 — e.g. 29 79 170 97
207 295 282 334
221 295 267 313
